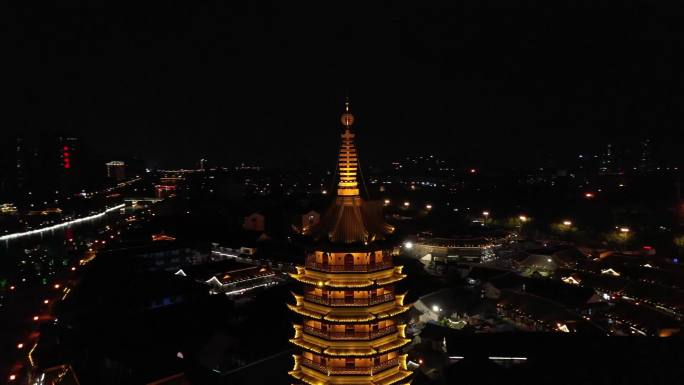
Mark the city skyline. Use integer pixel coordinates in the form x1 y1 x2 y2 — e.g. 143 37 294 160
4 2 684 385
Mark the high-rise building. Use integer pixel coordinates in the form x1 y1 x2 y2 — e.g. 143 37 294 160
288 102 413 385
106 161 126 181
639 138 652 174
57 136 80 193
599 143 613 175
59 137 79 171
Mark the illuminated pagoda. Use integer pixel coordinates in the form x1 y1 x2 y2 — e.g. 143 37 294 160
288 101 413 385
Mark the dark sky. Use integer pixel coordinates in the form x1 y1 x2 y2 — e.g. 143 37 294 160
5 1 684 169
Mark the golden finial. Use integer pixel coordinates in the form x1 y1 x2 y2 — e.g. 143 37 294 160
341 97 354 127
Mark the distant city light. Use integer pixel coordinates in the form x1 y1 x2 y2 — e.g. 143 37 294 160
584 192 595 198
469 169 477 174
403 201 410 207
384 199 391 205
17 343 24 349
519 215 528 222
404 241 414 250
619 227 630 233
426 204 433 210
563 220 572 226
9 375 16 381
482 211 489 216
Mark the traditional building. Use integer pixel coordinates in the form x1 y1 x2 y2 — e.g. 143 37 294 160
288 102 413 385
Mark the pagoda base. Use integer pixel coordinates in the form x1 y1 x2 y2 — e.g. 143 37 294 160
289 365 412 385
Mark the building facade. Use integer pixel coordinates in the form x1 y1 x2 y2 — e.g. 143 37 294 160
106 160 126 181
288 102 413 385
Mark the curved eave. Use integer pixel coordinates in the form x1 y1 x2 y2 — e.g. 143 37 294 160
289 303 411 323
290 338 324 353
324 312 376 322
300 237 400 253
306 265 395 275
376 338 411 353
288 303 324 319
376 274 407 286
375 305 411 319
289 337 410 357
290 266 406 288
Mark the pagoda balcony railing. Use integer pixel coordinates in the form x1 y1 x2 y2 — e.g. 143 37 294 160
305 259 393 272
304 293 395 307
300 357 400 375
302 325 397 340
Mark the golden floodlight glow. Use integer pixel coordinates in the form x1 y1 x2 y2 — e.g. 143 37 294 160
288 101 413 384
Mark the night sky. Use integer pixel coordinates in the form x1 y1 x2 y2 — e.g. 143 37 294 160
5 1 684 168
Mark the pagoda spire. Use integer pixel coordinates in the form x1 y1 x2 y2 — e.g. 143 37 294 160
337 100 360 197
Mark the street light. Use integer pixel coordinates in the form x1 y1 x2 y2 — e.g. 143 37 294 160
620 227 630 233
563 220 572 226
482 211 489 225
519 215 528 222
404 241 414 250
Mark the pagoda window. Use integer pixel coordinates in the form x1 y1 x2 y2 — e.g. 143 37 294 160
356 358 372 368
345 324 355 336
344 290 354 303
355 324 370 333
304 319 322 329
345 358 355 368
